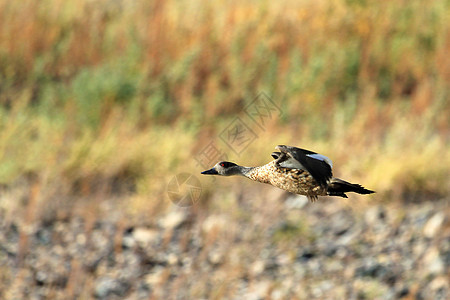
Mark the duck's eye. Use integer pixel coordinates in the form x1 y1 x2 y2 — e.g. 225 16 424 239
220 163 225 167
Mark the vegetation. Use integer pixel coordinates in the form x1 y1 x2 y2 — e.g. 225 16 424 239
0 0 448 298
0 0 449 204
1 0 448 212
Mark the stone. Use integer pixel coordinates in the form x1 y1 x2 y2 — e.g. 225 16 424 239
132 228 159 247
251 280 271 298
158 211 186 230
284 195 308 209
365 206 386 225
423 248 444 275
208 250 224 265
429 276 448 292
354 261 397 284
250 260 265 276
423 212 445 238
94 277 129 299
202 215 228 233
145 267 166 286
167 253 178 265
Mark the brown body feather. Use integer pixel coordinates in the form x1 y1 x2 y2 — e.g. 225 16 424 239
245 161 373 202
246 161 327 201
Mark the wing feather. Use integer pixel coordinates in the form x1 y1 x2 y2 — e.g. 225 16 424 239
275 145 333 188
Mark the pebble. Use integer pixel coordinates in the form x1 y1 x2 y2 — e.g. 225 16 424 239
354 261 397 284
145 267 166 286
284 195 309 209
95 277 129 299
365 206 386 225
423 247 444 275
132 228 159 247
158 210 186 229
1 197 448 300
167 253 178 265
250 260 265 276
423 212 445 238
246 280 271 299
208 250 224 265
202 215 228 233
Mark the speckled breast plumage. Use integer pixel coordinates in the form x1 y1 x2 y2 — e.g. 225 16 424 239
246 161 327 200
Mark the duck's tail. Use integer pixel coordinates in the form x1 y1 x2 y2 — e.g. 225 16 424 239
327 178 375 198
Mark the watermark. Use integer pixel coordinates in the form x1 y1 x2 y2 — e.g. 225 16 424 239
167 173 202 207
170 93 281 206
195 92 281 167
219 117 258 155
244 92 281 130
194 141 228 169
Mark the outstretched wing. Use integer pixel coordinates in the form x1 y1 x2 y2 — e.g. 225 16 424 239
275 145 333 188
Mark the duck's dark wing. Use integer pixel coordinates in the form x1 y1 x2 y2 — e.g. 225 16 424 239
275 145 333 188
271 152 281 160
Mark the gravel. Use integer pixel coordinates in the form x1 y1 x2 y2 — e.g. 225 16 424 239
0 195 448 299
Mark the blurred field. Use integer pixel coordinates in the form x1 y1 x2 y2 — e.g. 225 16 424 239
0 0 449 299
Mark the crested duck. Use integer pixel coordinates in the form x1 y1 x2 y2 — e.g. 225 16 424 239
201 145 374 201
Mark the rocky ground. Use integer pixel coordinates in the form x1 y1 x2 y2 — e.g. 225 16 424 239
0 190 448 300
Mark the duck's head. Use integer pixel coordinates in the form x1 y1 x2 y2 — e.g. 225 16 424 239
201 161 240 176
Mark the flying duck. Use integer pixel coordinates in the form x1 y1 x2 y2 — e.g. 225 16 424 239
201 145 374 201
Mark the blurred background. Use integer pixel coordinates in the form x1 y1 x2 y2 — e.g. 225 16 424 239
0 0 448 299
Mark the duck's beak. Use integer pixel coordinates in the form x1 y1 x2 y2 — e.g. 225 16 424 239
201 168 218 175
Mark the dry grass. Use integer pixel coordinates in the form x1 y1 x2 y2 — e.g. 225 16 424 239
0 0 447 215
